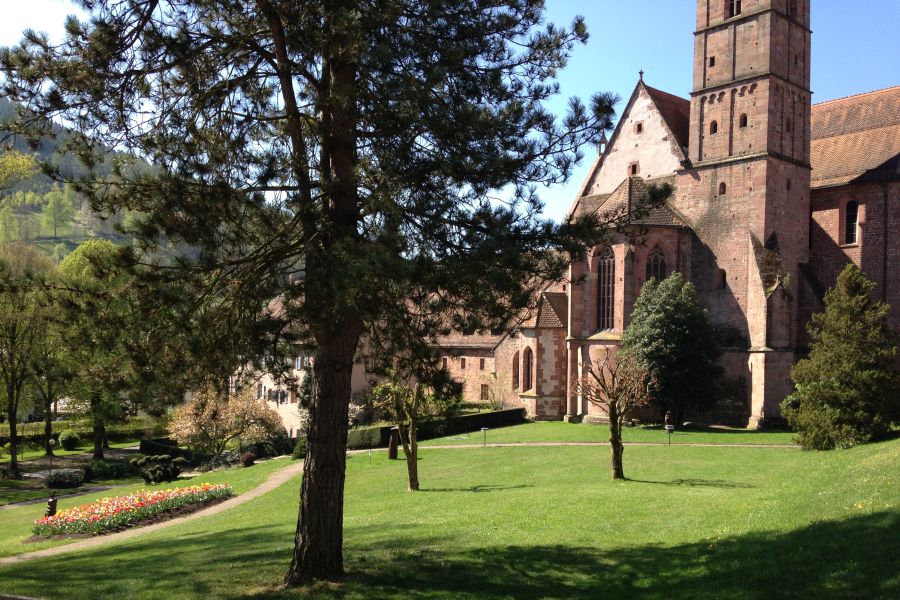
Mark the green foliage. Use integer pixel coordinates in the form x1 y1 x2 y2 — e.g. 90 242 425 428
782 264 899 449
0 151 36 191
297 366 312 409
622 273 723 415
41 188 76 238
84 458 132 481
129 454 187 484
291 438 307 460
47 468 84 489
58 430 80 451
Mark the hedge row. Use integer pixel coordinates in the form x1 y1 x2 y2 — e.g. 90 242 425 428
345 408 527 450
139 439 211 467
0 426 152 448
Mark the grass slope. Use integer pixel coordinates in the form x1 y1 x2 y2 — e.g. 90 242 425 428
1 439 897 599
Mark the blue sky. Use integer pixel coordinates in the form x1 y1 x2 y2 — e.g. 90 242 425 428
2 1 898 221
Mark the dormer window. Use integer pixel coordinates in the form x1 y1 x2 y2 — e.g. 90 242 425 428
727 0 742 18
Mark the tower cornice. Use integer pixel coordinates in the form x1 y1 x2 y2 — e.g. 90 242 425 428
691 71 811 97
694 7 811 36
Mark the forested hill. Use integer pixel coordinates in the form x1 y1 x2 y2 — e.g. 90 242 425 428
0 97 137 262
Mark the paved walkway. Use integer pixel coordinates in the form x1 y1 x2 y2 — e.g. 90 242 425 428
0 486 116 511
422 441 799 449
0 459 304 567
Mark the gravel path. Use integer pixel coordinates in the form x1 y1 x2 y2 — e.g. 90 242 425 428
0 459 303 567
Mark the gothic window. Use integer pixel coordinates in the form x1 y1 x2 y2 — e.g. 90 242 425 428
739 113 748 128
727 0 742 18
597 247 615 331
710 120 718 135
719 182 727 195
646 247 667 282
512 352 519 390
844 201 859 245
523 347 534 392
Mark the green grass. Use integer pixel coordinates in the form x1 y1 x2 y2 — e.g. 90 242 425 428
420 421 797 446
0 457 291 559
1 438 897 599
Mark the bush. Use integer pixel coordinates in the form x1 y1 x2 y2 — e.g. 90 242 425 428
129 455 187 484
58 430 80 451
239 452 255 467
292 438 307 460
83 459 132 482
48 468 84 489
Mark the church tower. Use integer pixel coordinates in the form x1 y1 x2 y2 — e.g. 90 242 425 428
686 0 811 426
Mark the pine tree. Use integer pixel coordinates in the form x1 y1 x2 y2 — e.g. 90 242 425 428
622 273 723 418
1 1 637 584
783 264 899 449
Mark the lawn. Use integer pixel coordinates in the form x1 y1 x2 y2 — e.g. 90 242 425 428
0 457 290 559
420 420 797 446
0 438 896 599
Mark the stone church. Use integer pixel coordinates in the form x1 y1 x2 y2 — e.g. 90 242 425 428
439 0 900 427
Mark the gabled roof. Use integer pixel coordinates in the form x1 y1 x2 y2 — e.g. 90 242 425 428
810 85 900 189
574 176 689 228
643 84 691 152
521 291 568 329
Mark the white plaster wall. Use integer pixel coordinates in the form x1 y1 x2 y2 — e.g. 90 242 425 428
587 87 684 195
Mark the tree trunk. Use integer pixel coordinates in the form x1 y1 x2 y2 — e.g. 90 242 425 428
90 392 105 460
43 394 54 456
608 405 625 480
284 316 362 585
6 385 18 475
399 418 419 492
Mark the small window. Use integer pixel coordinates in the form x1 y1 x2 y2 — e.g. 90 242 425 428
739 114 748 128
844 201 859 245
480 384 490 402
634 122 643 134
512 352 519 390
719 182 727 195
717 269 727 289
442 357 448 370
256 383 263 400
727 0 742 18
479 358 485 370
786 118 792 134
709 56 716 67
710 121 718 135
629 162 640 176
460 357 466 369
786 179 792 191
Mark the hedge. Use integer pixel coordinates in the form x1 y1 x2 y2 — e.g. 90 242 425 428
345 408 527 450
1 426 155 448
138 439 211 467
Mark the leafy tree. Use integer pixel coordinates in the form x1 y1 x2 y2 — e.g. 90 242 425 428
0 242 53 473
622 273 723 419
782 264 899 449
0 0 641 584
42 188 76 237
51 243 68 265
30 308 72 456
0 151 36 191
168 384 284 458
576 349 654 480
0 205 16 242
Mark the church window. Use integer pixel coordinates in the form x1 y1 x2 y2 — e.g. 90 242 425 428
709 56 716 67
719 182 727 195
634 122 643 134
844 201 859 245
646 247 667 282
717 269 727 289
727 0 742 18
512 352 519 390
629 162 640 176
597 247 615 331
710 120 718 135
523 347 533 392
739 113 748 128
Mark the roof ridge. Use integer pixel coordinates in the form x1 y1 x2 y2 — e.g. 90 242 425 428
813 84 900 107
643 83 689 103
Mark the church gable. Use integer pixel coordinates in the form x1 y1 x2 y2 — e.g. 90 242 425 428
577 80 689 200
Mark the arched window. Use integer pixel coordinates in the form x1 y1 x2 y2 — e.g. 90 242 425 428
523 347 533 391
512 352 520 390
739 114 748 128
597 247 615 330
844 201 859 244
646 247 667 282
719 182 727 195
710 120 718 135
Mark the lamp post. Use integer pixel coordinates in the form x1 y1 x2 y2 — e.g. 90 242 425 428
47 438 57 487
481 427 489 448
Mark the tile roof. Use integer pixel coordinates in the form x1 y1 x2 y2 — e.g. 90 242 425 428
434 331 504 350
521 291 568 329
644 84 691 152
576 176 688 228
810 85 900 189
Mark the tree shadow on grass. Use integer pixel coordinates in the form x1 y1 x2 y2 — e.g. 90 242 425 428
628 478 754 489
419 484 532 493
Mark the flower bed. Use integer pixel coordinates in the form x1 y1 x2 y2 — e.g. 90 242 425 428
32 483 234 536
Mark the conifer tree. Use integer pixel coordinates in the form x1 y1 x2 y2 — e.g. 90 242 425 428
0 1 643 584
783 264 899 449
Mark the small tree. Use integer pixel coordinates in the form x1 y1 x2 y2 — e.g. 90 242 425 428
41 189 76 238
622 273 722 419
782 264 899 450
0 151 36 191
372 369 460 491
168 384 285 458
576 350 654 480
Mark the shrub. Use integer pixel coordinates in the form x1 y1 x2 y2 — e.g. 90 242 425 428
58 430 80 451
239 452 255 467
292 438 307 460
129 455 188 484
84 459 132 482
48 468 84 489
